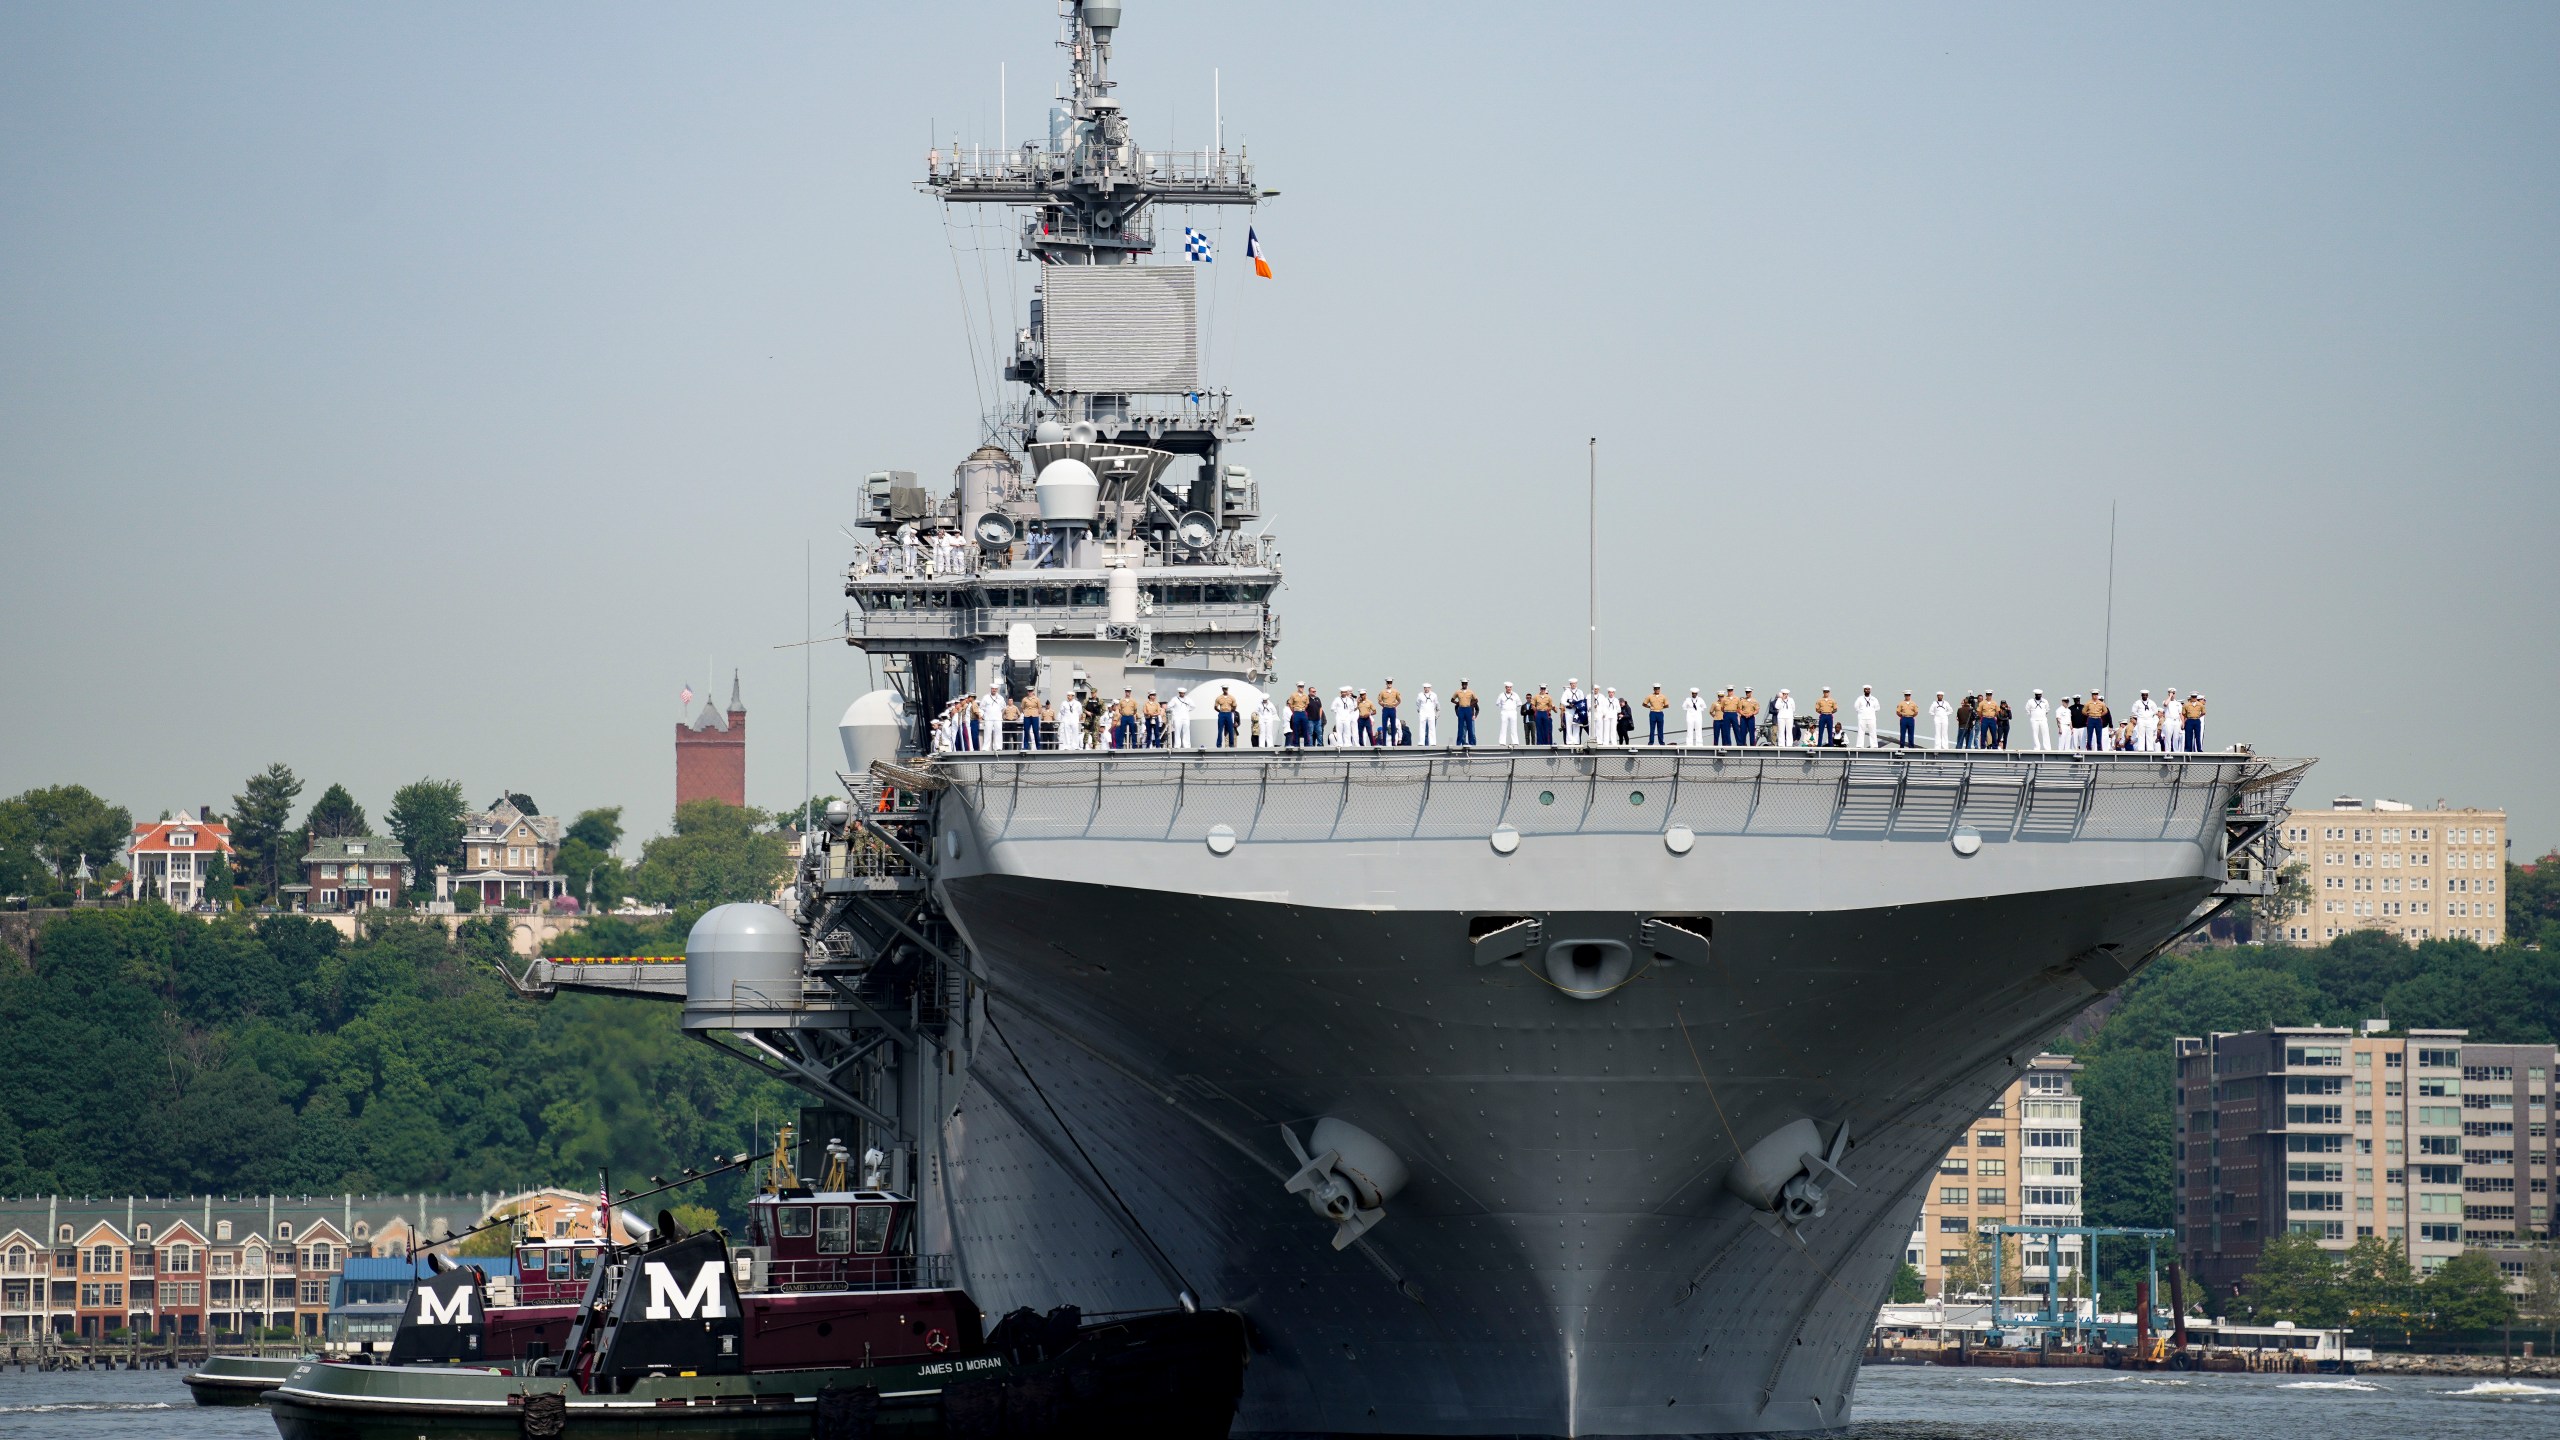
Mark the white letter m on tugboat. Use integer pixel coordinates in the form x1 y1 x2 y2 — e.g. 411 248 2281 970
641 1261 728 1321
416 1288 475 1326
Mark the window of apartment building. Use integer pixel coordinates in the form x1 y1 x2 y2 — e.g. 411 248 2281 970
299 1280 326 1305
2287 1076 2344 1096
2287 1104 2344 1124
2420 1135 2459 1155
2288 1192 2345 1212
2025 1129 2076 1148
1938 1157 1968 1174
79 1283 100 1307
1976 1159 2008 1177
2420 1222 2461 1243
275 1223 292 1242
2287 1161 2345 1183
1939 1249 1966 1268
1982 1099 2007 1119
2290 1219 2346 1239
134 1225 152 1244
2419 1106 2461 1127
1977 1131 2006 1148
215 1222 231 1241
1939 1216 1970 1233
2417 1048 2460 1069
1940 1187 1969 1205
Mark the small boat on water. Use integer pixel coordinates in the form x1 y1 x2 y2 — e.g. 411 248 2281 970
266 1184 1245 1439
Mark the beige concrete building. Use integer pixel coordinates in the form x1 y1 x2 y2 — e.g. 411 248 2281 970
2176 1026 2555 1295
2272 798 2506 946
1906 1054 2084 1296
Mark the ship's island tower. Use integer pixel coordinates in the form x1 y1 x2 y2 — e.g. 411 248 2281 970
674 671 746 808
847 0 1274 751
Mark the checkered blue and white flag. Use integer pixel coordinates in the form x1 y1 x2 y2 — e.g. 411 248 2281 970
1182 226 1215 262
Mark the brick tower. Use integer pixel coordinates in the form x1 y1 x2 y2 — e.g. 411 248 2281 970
675 671 747 808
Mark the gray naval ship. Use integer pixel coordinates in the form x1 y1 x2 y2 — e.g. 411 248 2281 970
517 4 2310 1434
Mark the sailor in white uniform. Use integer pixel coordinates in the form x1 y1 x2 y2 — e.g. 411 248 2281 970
1854 686 1880 749
1163 688 1190 751
1772 689 1796 748
1056 691 1083 750
1683 688 1706 747
1930 692 1953 751
1333 687 1357 748
897 523 921 576
2159 689 2182 752
1416 684 1440 746
1255 693 1281 747
1497 684 1524 746
2132 690 2157 752
1561 680 1585 745
2028 689 2052 752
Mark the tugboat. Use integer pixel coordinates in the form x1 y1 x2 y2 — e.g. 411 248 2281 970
265 1148 1246 1438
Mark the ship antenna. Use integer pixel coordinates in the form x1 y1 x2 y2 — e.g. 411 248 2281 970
2102 500 2116 698
1588 438 1598 692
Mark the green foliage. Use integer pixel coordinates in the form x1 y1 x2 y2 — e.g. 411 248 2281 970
451 887 481 913
2511 851 2559 942
2424 1250 2519 1332
1890 1261 1924 1304
543 914 685 959
203 852 235 906
387 780 469 887
0 784 134 886
228 764 304 900
632 801 788 911
305 783 368 840
0 906 797 1218
503 793 539 818
566 808 624 853
2233 1230 2343 1325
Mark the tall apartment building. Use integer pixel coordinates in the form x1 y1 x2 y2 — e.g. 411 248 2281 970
2270 798 2506 946
2175 1026 2557 1295
1905 1054 2085 1296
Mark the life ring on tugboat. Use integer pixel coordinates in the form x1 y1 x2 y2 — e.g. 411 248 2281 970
925 1329 951 1353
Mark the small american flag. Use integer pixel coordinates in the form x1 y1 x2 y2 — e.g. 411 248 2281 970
679 685 695 707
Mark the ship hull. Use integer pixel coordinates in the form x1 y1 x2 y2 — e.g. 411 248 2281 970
917 749 2270 1436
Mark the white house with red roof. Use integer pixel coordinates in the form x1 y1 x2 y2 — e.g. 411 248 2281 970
123 811 233 909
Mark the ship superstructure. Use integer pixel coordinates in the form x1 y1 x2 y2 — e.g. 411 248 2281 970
848 0 1276 744
526 5 2313 1435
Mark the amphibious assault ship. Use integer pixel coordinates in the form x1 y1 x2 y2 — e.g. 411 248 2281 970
517 4 2308 1433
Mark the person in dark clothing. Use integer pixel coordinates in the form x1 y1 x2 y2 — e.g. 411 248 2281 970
1955 695 1978 750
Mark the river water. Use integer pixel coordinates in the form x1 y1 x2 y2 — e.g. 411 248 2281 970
0 1363 2550 1437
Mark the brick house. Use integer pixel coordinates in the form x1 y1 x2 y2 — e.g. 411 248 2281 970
122 811 233 909
288 836 413 912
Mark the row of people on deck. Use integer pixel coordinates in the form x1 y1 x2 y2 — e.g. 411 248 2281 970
929 680 2208 753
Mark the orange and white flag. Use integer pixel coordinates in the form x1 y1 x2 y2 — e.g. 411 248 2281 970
1246 227 1272 278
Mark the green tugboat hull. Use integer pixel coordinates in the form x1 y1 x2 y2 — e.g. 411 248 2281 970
269 1309 1247 1439
184 1355 310 1406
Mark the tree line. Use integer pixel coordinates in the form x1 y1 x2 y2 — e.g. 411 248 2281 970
1 767 796 917
0 905 798 1222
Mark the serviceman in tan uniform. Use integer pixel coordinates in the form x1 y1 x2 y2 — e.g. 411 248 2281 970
1530 686 1557 745
1452 681 1481 746
1141 692 1166 748
1642 685 1672 745
1737 689 1761 746
1212 684 1241 747
1814 688 1839 747
1379 680 1402 741
1895 691 1919 748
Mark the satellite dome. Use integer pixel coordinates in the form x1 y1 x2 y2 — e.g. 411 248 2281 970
1034 419 1067 444
1035 457 1101 524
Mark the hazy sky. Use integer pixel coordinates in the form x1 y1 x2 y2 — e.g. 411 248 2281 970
4 2 2555 853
